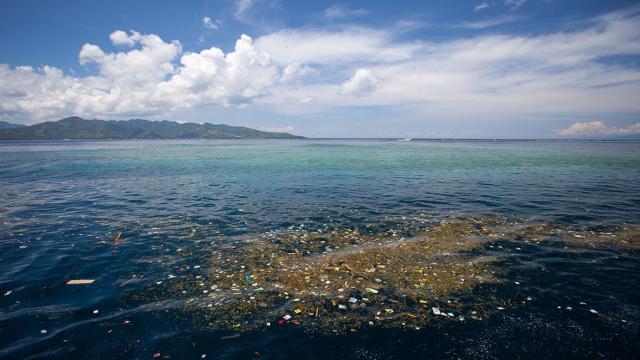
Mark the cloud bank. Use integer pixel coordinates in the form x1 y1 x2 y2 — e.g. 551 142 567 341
555 121 640 136
260 125 294 133
1 8 640 127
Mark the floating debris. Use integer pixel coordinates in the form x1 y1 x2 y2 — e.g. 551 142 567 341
119 215 639 334
67 279 95 285
114 231 124 245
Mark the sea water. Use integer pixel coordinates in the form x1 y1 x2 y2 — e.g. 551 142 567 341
1 139 639 359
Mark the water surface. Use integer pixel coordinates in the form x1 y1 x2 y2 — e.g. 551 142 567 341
1 139 639 359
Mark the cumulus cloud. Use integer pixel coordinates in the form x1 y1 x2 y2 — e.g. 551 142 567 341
555 121 640 136
158 34 279 106
260 125 294 132
0 31 282 122
80 30 181 85
474 2 491 13
109 30 139 46
78 44 105 65
340 68 378 97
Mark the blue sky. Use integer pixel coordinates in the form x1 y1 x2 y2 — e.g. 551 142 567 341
1 0 639 138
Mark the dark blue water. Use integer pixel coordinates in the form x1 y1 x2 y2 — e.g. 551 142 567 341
1 139 639 359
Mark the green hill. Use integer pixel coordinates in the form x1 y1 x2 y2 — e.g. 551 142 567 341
0 117 304 140
0 121 25 130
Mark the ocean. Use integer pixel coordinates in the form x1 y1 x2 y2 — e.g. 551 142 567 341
1 139 639 359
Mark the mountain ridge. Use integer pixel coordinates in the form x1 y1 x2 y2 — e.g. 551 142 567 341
0 121 25 130
0 117 304 140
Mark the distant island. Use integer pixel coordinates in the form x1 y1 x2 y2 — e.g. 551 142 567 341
0 117 304 140
0 120 26 130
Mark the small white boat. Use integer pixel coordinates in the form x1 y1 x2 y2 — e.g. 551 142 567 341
398 138 413 142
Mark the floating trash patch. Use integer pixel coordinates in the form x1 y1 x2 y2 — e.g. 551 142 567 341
119 215 640 334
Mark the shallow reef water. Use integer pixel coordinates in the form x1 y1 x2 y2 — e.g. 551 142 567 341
1 139 639 359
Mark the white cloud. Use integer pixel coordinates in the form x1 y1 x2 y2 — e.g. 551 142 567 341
474 2 491 13
202 16 220 30
1 8 640 128
80 30 181 86
555 121 640 136
260 125 294 132
158 34 279 106
235 0 255 22
340 68 378 97
323 4 368 19
280 62 315 83
260 8 640 125
78 44 104 65
232 0 285 31
504 0 526 10
254 27 421 65
0 31 281 122
109 30 139 46
456 15 522 29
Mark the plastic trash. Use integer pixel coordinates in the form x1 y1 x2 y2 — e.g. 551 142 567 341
67 279 95 285
114 232 123 245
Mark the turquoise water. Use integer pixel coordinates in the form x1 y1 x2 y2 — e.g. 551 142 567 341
1 139 639 359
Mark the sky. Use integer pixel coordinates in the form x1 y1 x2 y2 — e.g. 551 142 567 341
1 0 640 138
